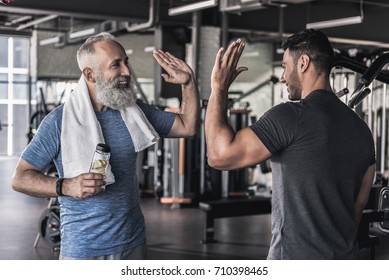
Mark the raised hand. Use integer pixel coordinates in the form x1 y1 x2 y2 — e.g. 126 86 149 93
211 38 248 93
153 50 194 86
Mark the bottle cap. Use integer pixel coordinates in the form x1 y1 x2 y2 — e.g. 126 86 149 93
96 143 111 153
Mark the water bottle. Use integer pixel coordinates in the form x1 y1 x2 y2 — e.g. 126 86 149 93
89 143 111 175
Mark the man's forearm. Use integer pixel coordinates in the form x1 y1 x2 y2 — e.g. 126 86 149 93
205 88 235 161
177 78 200 136
12 168 58 198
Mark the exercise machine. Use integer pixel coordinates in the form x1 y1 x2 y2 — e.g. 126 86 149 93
358 183 389 259
33 164 60 252
333 52 389 259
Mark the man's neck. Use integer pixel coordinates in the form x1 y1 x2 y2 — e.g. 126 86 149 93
301 77 332 99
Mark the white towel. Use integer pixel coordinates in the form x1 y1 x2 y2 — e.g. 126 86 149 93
61 76 159 185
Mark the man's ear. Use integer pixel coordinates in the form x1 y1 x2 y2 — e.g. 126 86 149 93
82 67 96 83
299 54 310 73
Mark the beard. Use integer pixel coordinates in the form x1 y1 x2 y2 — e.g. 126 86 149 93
287 65 302 101
95 74 138 110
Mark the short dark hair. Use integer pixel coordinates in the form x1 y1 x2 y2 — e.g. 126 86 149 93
282 29 335 75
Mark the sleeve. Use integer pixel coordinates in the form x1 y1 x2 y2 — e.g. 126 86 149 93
21 106 62 171
137 101 176 137
249 102 298 155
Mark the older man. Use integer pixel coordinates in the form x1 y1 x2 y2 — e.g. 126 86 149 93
12 32 200 260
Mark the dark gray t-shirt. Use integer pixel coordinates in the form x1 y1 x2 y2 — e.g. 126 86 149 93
250 90 375 260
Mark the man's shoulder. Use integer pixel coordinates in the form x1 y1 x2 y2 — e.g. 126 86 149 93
47 104 64 119
266 101 300 118
39 104 64 128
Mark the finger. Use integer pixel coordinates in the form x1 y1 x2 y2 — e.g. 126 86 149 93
230 41 245 70
155 50 176 64
161 73 170 81
82 180 107 197
84 172 104 180
223 41 237 61
214 47 224 66
153 51 175 74
153 50 171 65
164 52 178 62
237 41 246 60
235 66 249 77
82 173 105 184
223 39 244 71
229 39 243 60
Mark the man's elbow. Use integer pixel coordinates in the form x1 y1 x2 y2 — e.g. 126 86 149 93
188 125 199 137
184 121 200 138
11 175 22 193
207 152 233 171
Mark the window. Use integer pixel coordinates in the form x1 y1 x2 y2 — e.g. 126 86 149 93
13 74 29 100
0 35 30 156
0 74 7 99
13 37 29 68
0 37 8 67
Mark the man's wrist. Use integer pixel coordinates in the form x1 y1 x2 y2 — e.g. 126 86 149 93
181 75 195 88
55 178 66 196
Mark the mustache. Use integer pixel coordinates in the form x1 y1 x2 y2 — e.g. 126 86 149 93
112 76 130 87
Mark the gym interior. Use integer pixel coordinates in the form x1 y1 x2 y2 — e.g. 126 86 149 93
1 0 389 260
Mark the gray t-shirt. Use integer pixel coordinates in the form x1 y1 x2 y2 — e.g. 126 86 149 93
22 101 175 258
250 90 375 259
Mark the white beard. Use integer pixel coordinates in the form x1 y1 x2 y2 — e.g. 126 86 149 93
96 74 138 110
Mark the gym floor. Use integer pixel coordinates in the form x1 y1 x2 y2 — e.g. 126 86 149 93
1 156 388 260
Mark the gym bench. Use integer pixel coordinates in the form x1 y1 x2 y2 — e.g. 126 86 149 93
199 196 272 243
358 209 389 259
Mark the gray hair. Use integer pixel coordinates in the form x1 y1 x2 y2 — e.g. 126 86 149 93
76 32 116 70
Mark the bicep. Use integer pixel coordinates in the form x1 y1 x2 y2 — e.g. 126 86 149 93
167 114 179 137
167 114 186 138
207 127 272 171
138 102 176 137
13 158 41 177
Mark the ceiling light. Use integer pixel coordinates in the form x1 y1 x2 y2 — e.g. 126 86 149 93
306 16 363 29
5 15 32 26
144 46 155 53
16 14 58 31
242 51 260 57
39 36 61 46
168 0 217 16
68 27 96 39
220 0 265 13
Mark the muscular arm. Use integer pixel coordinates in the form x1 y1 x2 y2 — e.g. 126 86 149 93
152 50 200 138
12 158 106 199
168 78 200 138
355 164 376 224
205 39 271 171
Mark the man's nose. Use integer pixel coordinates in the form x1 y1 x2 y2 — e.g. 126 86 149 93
280 72 286 83
121 64 131 76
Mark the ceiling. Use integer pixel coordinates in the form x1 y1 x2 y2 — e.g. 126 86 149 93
1 0 389 54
